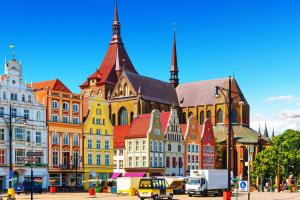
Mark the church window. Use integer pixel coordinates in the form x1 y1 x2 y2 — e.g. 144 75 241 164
242 107 248 125
200 111 204 125
231 109 237 123
118 107 128 125
206 110 212 119
182 112 186 124
111 114 116 126
216 109 223 124
130 112 134 123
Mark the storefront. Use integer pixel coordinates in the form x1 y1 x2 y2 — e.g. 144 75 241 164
49 173 83 188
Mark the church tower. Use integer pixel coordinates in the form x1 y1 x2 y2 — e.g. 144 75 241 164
169 31 179 88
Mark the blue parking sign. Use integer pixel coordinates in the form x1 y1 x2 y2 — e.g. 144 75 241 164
239 181 248 192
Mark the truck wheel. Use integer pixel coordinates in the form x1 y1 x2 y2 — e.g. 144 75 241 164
168 193 173 200
140 198 145 200
188 193 192 197
153 195 159 200
203 190 208 197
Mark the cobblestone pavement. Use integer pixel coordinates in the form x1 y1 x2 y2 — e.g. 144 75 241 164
9 192 300 200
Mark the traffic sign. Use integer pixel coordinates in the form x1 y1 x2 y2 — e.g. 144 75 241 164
26 151 44 157
239 181 248 192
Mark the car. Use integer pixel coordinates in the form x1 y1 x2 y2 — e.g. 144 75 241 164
138 177 173 200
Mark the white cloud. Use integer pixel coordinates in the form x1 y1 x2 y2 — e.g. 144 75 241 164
251 108 300 136
265 95 297 102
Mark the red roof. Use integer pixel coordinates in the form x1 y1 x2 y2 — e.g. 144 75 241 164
160 112 170 134
30 79 71 93
125 114 151 139
114 125 130 149
180 124 187 138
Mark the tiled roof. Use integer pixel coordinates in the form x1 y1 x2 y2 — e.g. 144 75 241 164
125 114 151 139
213 125 267 144
160 112 171 134
176 77 247 107
124 71 179 106
30 79 71 93
114 125 130 149
80 43 137 88
180 124 187 138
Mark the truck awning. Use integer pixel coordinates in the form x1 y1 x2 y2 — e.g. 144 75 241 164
110 173 122 179
123 172 145 177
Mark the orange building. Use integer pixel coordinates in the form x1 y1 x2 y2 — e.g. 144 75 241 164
30 79 84 189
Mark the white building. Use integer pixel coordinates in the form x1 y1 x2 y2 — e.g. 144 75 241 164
163 108 185 176
0 54 47 189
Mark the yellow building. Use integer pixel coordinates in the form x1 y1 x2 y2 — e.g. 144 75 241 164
83 96 114 189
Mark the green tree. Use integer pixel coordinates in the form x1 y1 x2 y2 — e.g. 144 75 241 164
252 129 300 182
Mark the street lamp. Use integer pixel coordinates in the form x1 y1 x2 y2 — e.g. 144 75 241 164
0 104 28 188
214 76 244 196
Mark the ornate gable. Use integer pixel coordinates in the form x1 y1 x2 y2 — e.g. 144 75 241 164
110 72 137 99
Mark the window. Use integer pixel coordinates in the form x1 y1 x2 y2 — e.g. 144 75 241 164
96 155 101 165
168 144 171 151
191 144 195 152
159 141 163 152
28 95 32 103
0 150 5 164
88 140 92 149
52 149 59 166
150 141 153 152
15 127 25 141
15 149 25 164
105 155 110 166
128 157 133 167
195 145 199 153
22 95 25 102
231 109 237 123
216 109 223 124
178 144 181 152
73 134 79 146
172 157 176 168
88 154 93 165
89 128 93 134
206 110 212 119
135 141 139 151
200 111 204 125
166 157 170 168
52 115 59 122
96 140 101 149
10 93 17 101
188 144 191 152
52 132 58 144
3 92 6 100
119 160 124 168
62 102 69 110
142 141 146 151
154 141 158 152
73 117 79 124
150 156 153 167
182 112 186 124
154 157 157 167
36 132 42 143
128 141 132 152
73 104 79 112
11 108 17 118
159 156 163 167
26 131 30 142
62 116 69 123
62 133 69 145
188 155 190 163
36 111 41 121
142 156 146 167
105 140 109 149
96 129 101 135
23 110 29 120
135 156 139 167
0 129 4 141
52 101 58 109
0 107 3 117
118 107 128 125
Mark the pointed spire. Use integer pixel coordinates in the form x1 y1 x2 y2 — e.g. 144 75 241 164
169 23 179 88
111 1 122 44
138 85 142 95
264 122 269 138
113 1 119 23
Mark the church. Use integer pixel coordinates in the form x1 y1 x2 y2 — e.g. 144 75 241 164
79 3 269 177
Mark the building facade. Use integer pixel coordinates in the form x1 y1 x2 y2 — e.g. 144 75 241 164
31 79 83 188
113 125 129 175
124 110 165 176
0 55 48 189
162 109 185 176
83 96 114 189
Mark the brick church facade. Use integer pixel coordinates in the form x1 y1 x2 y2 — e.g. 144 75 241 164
79 3 268 177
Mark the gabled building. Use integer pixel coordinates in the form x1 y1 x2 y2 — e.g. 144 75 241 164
0 54 47 189
161 108 185 176
200 119 216 169
31 79 83 188
113 125 129 176
83 96 114 189
124 110 165 176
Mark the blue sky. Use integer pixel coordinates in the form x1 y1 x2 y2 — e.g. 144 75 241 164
0 0 299 134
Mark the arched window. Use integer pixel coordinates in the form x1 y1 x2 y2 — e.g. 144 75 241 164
188 112 193 118
182 112 186 124
130 112 134 123
231 109 237 123
62 102 69 110
118 107 128 125
111 114 116 126
206 110 211 119
216 109 223 124
199 111 204 125
73 104 79 113
123 83 129 96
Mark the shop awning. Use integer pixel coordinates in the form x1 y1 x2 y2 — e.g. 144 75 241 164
123 172 145 177
110 173 122 179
